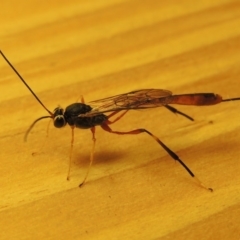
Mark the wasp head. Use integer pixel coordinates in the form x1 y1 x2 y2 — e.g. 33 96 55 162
53 107 66 128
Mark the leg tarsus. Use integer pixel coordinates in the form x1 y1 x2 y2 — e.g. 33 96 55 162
194 176 213 192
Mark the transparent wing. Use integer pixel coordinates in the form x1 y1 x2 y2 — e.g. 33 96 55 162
81 89 172 117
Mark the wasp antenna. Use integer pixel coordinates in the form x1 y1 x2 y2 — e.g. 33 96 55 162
24 116 52 141
0 50 53 116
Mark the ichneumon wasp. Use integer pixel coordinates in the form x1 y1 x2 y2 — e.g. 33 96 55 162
1 50 240 190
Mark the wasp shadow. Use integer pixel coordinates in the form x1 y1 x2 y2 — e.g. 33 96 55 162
73 149 127 167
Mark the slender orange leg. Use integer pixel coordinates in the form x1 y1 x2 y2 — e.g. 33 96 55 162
101 122 212 191
78 111 127 186
66 94 86 180
77 95 97 186
68 95 95 184
67 126 75 180
79 127 96 187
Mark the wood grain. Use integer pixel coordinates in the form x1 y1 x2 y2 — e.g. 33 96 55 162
1 0 240 239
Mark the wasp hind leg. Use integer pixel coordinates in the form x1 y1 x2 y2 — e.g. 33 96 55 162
101 122 212 191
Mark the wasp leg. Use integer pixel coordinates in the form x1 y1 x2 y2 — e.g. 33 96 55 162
165 105 194 121
101 122 212 191
79 127 96 187
67 126 75 181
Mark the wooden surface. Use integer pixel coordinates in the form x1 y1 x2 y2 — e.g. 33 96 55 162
1 0 240 239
